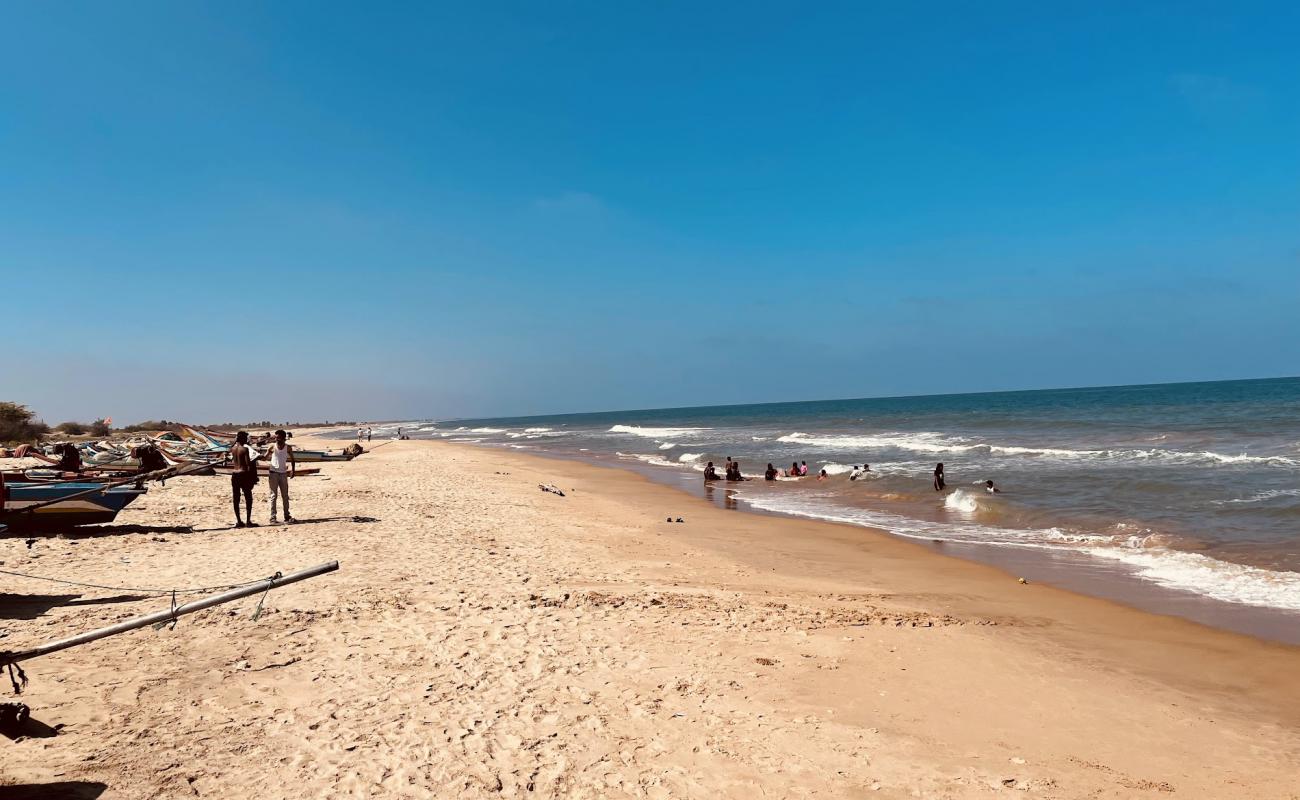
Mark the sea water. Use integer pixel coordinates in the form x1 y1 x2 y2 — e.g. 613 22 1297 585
373 378 1300 622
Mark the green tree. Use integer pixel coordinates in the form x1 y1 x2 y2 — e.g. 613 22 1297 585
0 402 49 444
88 419 111 437
56 421 87 435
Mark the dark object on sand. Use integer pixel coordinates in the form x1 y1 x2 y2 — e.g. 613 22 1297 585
539 484 565 497
0 700 30 731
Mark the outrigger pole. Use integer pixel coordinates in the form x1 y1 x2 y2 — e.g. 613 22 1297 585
1 561 339 680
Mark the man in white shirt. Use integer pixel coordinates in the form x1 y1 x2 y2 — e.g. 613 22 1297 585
267 429 297 524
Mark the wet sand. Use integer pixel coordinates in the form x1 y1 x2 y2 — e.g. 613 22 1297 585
1 437 1297 798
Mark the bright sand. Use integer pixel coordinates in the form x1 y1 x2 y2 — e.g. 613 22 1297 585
1 437 1297 798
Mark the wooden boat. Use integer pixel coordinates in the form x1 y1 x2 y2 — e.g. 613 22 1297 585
282 449 353 463
209 463 322 477
0 480 146 530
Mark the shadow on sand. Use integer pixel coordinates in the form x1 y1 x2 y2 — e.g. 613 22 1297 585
0 781 105 799
0 523 195 540
0 593 153 620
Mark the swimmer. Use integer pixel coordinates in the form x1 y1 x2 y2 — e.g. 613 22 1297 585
934 462 946 491
764 463 779 481
799 460 809 476
984 479 1000 494
818 468 828 480
704 461 721 481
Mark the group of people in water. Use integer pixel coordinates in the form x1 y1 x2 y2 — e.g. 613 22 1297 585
704 457 1001 493
703 457 857 483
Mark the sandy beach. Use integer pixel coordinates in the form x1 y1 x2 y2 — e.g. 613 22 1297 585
2 436 1298 799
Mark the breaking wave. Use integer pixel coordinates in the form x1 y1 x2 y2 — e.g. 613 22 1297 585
943 489 981 514
740 493 1300 611
776 432 1299 468
609 425 709 438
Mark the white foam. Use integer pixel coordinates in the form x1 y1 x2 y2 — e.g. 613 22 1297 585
470 427 506 434
739 493 1300 611
609 424 709 438
658 442 676 450
1089 547 1300 611
943 489 981 514
678 453 703 462
616 452 682 468
819 463 856 475
524 427 553 433
776 431 1299 468
1212 488 1300 505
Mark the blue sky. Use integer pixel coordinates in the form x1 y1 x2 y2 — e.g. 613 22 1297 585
2 1 1298 424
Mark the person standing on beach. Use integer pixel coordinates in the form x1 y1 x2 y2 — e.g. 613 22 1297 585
367 427 372 442
231 431 259 528
933 462 946 491
267 429 297 524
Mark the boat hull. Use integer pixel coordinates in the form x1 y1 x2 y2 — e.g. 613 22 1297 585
1 483 145 531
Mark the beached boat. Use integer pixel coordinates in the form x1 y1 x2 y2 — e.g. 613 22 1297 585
283 449 354 463
0 481 146 530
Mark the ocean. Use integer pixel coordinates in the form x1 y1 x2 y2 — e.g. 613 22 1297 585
360 378 1300 627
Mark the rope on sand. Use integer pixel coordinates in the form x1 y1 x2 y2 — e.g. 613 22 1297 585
0 566 267 596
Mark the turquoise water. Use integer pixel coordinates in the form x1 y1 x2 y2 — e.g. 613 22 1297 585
379 378 1300 613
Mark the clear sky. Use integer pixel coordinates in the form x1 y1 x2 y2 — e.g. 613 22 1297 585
3 2 1298 424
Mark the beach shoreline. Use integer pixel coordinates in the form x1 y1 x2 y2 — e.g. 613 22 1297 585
2 436 1297 797
333 425 1300 646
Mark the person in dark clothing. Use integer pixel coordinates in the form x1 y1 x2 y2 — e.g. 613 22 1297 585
231 431 259 528
704 461 721 481
56 443 82 473
764 463 779 481
133 443 168 473
933 462 946 492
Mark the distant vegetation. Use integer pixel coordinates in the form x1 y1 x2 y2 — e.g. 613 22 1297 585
0 402 50 444
53 418 111 438
116 420 183 433
1 405 358 444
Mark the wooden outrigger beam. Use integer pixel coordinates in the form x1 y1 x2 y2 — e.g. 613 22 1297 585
1 561 339 688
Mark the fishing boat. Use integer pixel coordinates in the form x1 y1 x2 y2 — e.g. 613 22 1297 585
0 480 146 530
283 449 354 463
